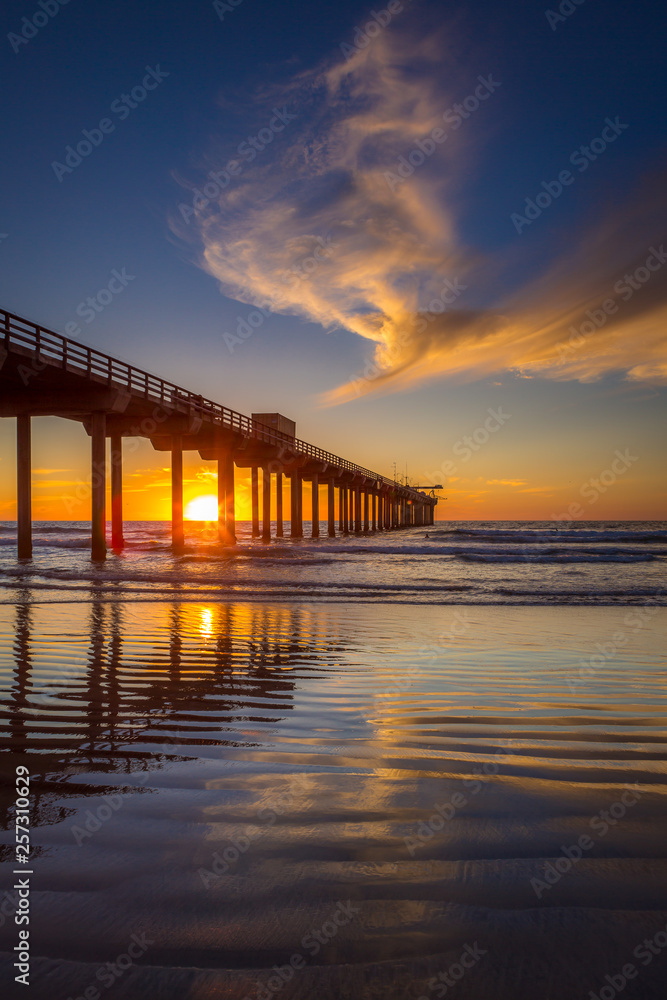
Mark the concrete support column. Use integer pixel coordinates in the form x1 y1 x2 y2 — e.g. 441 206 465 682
217 454 226 543
224 453 236 544
371 492 377 532
338 484 344 533
262 468 271 541
290 470 302 538
276 472 283 537
91 412 107 561
17 415 32 559
327 481 335 537
171 435 184 551
251 467 260 537
354 487 361 533
311 475 319 538
342 487 349 535
110 434 124 550
363 490 369 533
376 494 383 531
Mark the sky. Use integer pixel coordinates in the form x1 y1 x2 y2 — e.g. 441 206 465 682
0 0 665 521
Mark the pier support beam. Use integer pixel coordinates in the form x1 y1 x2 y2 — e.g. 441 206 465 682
311 475 319 538
251 468 260 537
276 472 283 537
328 481 336 537
290 470 302 538
342 487 349 535
91 412 107 561
363 490 369 534
16 415 32 559
221 452 236 544
372 493 377 532
110 434 124 550
171 435 184 551
354 487 361 534
262 468 271 541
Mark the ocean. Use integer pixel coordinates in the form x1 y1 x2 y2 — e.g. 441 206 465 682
0 519 665 605
0 521 666 999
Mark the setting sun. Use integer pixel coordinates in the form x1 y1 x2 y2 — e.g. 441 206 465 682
184 494 219 521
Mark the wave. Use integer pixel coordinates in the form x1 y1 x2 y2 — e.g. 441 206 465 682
427 527 667 544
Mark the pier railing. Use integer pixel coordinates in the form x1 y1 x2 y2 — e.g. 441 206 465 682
2 308 428 499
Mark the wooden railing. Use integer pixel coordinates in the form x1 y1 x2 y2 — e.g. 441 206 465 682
1 308 434 501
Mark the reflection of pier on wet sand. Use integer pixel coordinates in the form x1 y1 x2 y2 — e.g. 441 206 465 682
0 308 437 559
1 598 666 999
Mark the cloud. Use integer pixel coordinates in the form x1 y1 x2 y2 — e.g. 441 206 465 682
486 479 527 487
179 13 667 402
32 468 74 475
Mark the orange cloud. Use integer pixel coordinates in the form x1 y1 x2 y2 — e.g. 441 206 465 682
179 18 667 404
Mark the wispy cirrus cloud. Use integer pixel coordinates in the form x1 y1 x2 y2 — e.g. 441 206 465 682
177 13 667 403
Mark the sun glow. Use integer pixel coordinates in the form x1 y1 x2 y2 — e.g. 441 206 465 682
184 494 219 521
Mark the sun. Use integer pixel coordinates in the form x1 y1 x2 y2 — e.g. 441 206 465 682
184 494 219 521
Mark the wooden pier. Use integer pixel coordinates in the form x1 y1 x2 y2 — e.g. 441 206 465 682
0 308 437 559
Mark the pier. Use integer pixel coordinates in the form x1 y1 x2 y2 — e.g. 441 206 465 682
0 308 437 559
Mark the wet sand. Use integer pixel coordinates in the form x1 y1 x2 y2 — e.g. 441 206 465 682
1 601 666 999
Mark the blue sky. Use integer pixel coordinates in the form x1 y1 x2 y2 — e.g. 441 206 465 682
0 0 665 519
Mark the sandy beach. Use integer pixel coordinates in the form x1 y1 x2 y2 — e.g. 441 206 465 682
1 565 666 999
